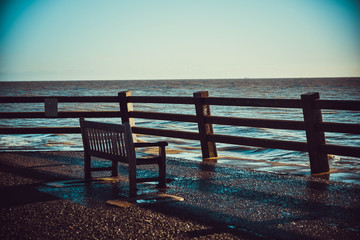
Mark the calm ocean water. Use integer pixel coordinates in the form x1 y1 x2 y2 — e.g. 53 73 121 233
1 78 359 184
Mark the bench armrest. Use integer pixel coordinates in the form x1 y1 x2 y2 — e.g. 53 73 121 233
134 141 168 148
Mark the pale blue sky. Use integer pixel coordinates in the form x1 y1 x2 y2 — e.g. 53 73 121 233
1 0 359 81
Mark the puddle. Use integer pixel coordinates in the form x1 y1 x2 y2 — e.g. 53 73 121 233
44 177 126 188
44 180 90 188
107 193 184 208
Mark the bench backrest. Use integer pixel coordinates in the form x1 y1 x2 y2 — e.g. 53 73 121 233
79 118 135 163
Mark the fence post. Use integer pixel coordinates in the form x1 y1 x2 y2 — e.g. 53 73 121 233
118 91 136 141
193 91 218 160
44 98 58 117
301 92 329 174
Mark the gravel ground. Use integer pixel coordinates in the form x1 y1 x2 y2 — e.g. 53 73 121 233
1 151 360 239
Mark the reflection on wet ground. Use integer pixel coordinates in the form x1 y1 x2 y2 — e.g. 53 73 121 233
1 151 360 239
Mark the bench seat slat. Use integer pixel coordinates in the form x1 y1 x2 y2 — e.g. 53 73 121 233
88 150 128 163
90 167 114 172
137 157 162 165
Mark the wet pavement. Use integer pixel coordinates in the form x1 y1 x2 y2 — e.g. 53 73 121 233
0 151 360 239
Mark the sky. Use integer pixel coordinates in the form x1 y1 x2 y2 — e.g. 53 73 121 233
0 0 359 81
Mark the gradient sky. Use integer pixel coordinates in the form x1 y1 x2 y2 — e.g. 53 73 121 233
1 0 359 81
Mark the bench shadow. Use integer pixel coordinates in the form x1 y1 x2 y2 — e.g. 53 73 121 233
2 152 360 239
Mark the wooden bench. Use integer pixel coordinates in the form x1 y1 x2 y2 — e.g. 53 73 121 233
79 118 168 192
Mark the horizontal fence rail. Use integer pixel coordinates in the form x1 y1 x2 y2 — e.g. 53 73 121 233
0 111 121 119
0 96 119 103
0 91 359 174
0 127 81 134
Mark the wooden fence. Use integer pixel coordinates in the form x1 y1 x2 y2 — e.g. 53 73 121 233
0 91 359 174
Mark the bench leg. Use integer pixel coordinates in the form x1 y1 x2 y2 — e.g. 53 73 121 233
129 161 137 192
112 160 118 177
158 146 166 188
84 155 91 180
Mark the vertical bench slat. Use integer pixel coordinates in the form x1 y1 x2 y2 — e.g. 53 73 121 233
92 129 97 151
97 129 102 152
91 128 95 151
89 128 95 151
120 132 126 157
110 133 117 155
91 128 98 151
91 128 96 151
104 130 108 153
97 129 103 152
110 131 115 154
107 130 112 154
105 130 110 153
109 132 113 154
116 132 122 156
112 133 118 155
87 128 92 150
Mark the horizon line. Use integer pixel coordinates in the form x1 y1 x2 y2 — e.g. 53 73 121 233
1 76 360 83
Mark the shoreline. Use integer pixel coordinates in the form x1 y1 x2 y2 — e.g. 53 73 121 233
1 149 359 185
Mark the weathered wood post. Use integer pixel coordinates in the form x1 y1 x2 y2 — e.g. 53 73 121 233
301 92 329 174
44 98 58 117
118 91 136 141
193 91 218 160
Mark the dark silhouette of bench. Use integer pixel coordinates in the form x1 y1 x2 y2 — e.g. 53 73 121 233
79 118 167 192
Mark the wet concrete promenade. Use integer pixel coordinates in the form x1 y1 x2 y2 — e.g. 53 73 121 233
1 151 360 239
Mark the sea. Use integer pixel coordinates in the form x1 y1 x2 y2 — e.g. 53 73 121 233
1 78 359 184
